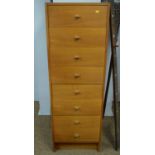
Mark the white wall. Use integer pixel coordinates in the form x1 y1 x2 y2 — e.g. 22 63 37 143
34 0 50 115
34 0 120 116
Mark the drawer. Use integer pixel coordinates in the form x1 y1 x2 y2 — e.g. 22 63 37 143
49 47 106 66
53 116 101 143
47 5 109 28
51 67 104 84
52 84 102 100
52 85 103 115
53 100 102 115
49 28 106 47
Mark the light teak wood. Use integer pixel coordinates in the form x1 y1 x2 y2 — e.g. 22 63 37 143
51 66 105 84
52 84 103 100
53 116 101 143
49 28 106 47
55 143 98 150
46 3 110 151
49 47 106 66
53 100 102 116
48 5 108 28
52 85 103 115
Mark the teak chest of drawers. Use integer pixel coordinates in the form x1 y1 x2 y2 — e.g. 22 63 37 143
45 3 110 151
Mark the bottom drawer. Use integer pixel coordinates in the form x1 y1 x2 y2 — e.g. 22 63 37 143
53 116 101 143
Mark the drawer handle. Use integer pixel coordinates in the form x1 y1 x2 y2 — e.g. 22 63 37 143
74 73 80 78
74 133 80 138
74 14 81 19
74 90 80 95
74 106 80 111
74 55 80 60
74 120 80 125
74 35 80 41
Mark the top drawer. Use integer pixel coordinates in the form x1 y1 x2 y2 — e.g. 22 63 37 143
47 5 109 28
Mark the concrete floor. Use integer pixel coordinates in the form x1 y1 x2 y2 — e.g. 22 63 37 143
34 102 120 155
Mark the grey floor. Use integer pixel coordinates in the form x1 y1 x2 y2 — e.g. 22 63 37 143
34 102 120 155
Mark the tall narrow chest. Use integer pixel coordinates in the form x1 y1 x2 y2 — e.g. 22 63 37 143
45 3 110 151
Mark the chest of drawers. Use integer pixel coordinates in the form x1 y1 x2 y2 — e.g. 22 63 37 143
45 3 110 151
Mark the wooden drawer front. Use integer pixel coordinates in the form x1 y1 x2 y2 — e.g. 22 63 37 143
49 28 106 47
51 67 104 84
53 116 101 143
52 85 103 100
53 100 102 115
49 47 106 66
47 5 108 28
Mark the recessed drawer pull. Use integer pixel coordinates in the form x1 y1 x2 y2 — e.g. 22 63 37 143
74 120 80 125
74 73 80 78
74 90 80 95
74 106 80 111
74 133 80 138
74 55 80 60
74 35 80 41
74 14 81 19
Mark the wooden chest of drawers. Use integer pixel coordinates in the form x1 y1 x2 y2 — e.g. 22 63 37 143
46 3 110 151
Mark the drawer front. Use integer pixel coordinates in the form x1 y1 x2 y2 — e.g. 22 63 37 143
51 67 104 84
49 47 106 66
53 116 101 143
47 5 109 28
49 28 106 47
52 85 103 100
53 100 102 115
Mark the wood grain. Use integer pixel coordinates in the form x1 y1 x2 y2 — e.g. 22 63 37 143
52 84 103 100
49 47 106 66
45 3 110 151
48 5 108 28
50 66 105 84
49 28 106 47
46 3 110 6
52 84 103 115
55 143 98 150
52 100 102 115
53 116 101 143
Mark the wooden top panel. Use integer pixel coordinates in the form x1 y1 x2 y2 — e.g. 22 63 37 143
46 2 110 6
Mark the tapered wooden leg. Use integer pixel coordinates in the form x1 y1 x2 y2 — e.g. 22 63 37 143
97 128 103 152
97 142 102 152
52 142 56 152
